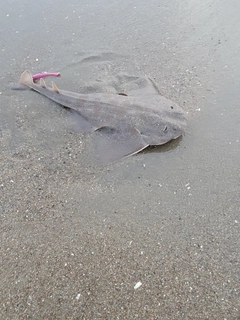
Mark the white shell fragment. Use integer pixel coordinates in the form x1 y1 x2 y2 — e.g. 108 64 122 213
134 281 142 290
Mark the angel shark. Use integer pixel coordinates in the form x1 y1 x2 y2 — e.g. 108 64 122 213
15 70 187 164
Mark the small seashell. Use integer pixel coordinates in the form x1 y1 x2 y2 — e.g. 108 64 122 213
134 281 142 290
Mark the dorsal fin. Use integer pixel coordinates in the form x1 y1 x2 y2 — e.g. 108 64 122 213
52 82 59 93
40 78 46 88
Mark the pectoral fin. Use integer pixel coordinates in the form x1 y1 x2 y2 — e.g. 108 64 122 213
93 126 148 164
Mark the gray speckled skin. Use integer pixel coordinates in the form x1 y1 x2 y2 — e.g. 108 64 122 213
18 70 187 163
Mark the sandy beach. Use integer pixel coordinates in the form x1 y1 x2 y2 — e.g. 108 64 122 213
0 0 239 319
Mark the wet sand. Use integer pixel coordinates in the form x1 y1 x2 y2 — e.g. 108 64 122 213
0 0 239 319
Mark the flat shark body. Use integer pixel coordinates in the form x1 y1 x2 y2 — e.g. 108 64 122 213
16 70 187 163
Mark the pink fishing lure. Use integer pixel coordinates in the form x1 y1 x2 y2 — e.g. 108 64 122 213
32 72 60 81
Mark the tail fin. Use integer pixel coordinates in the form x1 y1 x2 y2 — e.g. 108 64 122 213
19 70 34 87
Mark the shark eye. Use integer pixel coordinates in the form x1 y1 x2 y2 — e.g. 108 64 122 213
163 126 168 132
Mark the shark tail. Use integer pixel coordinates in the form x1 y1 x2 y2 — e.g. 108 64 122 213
19 70 34 87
